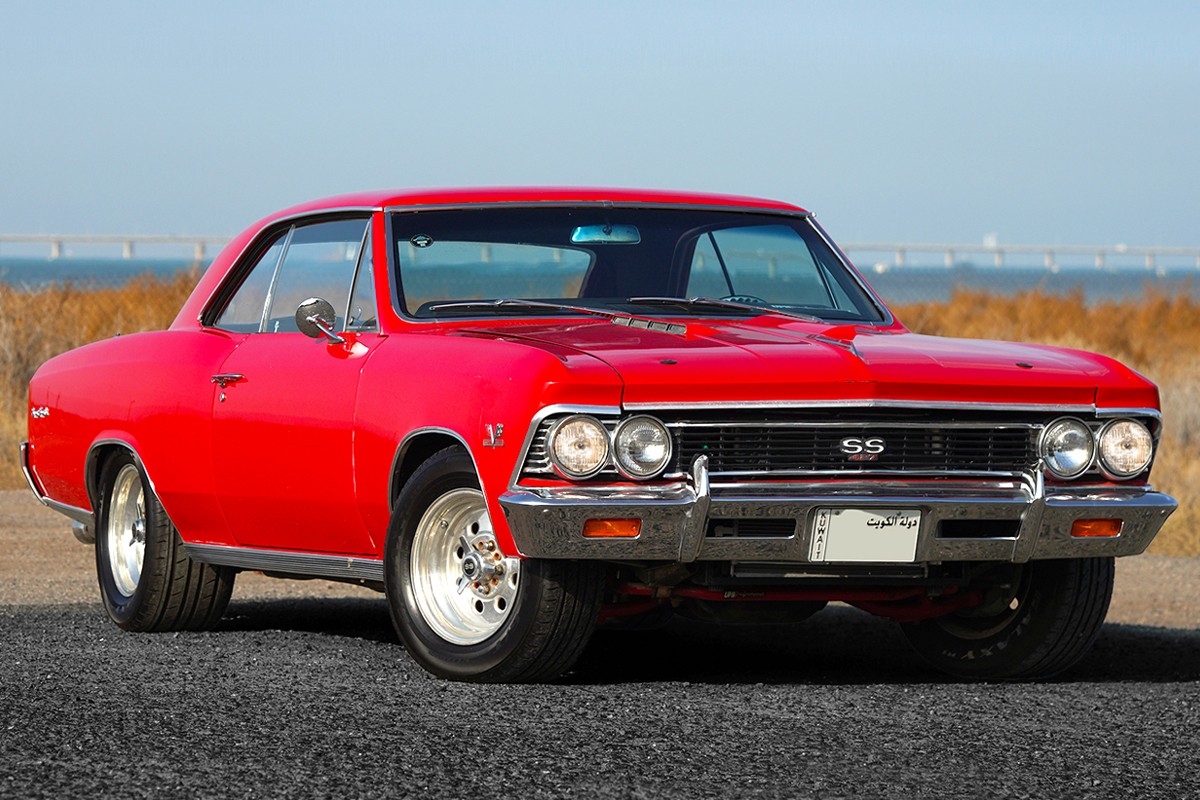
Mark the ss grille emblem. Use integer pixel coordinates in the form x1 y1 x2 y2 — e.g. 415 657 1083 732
839 436 885 462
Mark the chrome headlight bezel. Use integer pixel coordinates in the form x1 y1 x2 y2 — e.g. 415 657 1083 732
613 415 672 480
546 414 610 479
1097 418 1154 480
1039 417 1096 479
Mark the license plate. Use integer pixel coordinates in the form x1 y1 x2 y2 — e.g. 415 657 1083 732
808 508 921 563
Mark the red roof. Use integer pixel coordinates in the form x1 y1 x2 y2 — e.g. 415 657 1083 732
268 186 807 219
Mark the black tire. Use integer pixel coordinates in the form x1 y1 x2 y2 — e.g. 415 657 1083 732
95 451 234 632
384 447 604 682
901 558 1114 680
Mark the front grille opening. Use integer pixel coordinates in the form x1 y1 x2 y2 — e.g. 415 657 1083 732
938 519 1021 539
707 518 798 539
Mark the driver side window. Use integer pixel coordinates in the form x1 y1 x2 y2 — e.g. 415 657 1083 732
214 217 372 333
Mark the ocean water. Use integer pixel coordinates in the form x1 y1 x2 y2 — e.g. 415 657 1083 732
0 255 1194 306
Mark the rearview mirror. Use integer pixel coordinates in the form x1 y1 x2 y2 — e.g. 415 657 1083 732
570 224 640 244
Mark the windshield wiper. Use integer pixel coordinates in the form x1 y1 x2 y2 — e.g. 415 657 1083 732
425 298 687 334
427 298 614 318
626 296 822 323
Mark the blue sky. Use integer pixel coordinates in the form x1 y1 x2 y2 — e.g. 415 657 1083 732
2 1 1197 246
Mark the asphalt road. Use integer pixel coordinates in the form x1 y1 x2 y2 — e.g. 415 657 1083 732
2 493 1198 799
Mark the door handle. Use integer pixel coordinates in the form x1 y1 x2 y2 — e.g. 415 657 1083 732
211 373 245 388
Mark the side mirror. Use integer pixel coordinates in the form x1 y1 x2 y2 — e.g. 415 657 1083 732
295 297 345 344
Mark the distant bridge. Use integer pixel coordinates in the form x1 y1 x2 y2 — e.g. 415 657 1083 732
2 233 1199 271
0 234 230 261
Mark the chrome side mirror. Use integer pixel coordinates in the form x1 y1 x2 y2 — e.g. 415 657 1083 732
295 297 345 344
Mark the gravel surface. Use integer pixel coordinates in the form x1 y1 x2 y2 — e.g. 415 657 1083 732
2 491 1198 798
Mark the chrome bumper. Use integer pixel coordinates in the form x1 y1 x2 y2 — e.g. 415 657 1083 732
498 456 1177 563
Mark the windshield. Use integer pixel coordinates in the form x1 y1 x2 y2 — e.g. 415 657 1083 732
391 207 886 322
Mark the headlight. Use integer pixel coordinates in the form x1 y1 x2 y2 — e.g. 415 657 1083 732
1098 419 1154 478
1040 418 1094 479
613 416 672 479
548 415 609 478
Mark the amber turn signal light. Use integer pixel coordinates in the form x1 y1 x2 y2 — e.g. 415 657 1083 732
582 518 642 538
1070 519 1123 538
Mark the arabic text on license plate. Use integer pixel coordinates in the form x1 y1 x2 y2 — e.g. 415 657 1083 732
808 508 921 563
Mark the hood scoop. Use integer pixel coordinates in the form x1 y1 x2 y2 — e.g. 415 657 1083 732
610 315 687 336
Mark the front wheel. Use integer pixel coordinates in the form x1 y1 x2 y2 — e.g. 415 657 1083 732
385 448 605 682
901 558 1114 680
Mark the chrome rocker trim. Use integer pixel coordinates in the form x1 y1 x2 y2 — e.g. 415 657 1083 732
21 441 95 543
499 455 1177 564
183 542 385 583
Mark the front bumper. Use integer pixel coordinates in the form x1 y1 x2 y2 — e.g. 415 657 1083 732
499 456 1177 563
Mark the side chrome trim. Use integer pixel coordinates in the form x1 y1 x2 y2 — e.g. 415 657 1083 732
184 543 385 583
22 441 96 536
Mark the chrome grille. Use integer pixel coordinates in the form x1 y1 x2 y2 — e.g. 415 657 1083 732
670 422 1038 476
521 412 1044 479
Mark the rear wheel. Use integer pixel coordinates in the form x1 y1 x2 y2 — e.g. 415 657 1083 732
95 452 234 631
901 558 1113 680
385 448 604 682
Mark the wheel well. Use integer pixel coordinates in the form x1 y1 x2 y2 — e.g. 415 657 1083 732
390 433 468 509
85 443 134 510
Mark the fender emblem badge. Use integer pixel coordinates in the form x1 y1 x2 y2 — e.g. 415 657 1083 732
483 423 505 448
30 406 50 419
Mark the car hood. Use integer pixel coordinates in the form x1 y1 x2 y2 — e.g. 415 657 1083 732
453 317 1148 409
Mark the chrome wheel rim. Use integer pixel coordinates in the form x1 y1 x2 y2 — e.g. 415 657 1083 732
106 464 146 598
410 488 520 645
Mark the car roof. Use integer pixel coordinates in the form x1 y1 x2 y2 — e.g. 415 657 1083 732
268 187 808 218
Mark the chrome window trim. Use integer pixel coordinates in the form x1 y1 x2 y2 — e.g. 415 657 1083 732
257 225 295 333
199 206 381 325
342 219 375 332
385 201 813 217
805 215 895 326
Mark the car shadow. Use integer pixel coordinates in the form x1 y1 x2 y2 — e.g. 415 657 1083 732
217 596 1200 685
220 595 398 645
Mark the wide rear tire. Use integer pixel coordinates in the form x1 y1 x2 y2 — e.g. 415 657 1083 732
95 451 234 632
385 448 604 682
901 557 1113 680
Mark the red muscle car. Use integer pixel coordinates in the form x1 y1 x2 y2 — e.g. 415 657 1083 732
22 188 1176 682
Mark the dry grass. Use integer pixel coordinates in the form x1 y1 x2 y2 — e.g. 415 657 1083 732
4 277 1195 554
1 272 198 486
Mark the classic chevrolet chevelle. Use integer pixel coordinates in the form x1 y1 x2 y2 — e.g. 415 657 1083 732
23 188 1177 682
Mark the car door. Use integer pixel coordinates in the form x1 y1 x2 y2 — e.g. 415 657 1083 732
209 216 383 555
